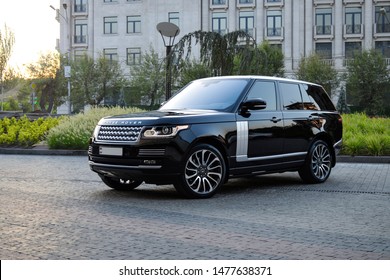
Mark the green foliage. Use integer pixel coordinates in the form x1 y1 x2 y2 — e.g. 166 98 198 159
336 86 350 114
128 47 165 106
70 54 128 111
295 53 339 96
174 30 254 76
342 113 390 156
233 41 285 76
46 107 144 150
346 49 390 116
0 116 60 147
175 59 213 88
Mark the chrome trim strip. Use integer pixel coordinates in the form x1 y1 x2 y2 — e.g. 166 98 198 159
236 121 248 160
333 139 342 148
237 152 307 162
89 161 162 170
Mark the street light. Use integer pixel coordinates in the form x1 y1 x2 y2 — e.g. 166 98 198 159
157 22 180 101
50 4 72 114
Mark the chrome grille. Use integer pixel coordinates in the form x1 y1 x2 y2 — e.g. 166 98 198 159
97 126 143 142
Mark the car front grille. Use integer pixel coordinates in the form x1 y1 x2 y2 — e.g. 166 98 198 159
97 125 143 142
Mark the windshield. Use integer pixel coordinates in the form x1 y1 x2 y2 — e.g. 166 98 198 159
160 78 250 111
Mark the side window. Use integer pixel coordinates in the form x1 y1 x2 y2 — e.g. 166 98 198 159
302 84 336 111
279 82 303 110
246 81 277 111
300 84 320 110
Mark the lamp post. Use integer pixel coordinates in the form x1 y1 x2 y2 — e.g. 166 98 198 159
50 3 72 115
157 22 180 101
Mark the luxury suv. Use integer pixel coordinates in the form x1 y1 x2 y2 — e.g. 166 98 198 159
89 76 342 198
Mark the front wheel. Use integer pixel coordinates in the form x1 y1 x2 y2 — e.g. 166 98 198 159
299 140 332 184
174 144 226 198
98 174 143 191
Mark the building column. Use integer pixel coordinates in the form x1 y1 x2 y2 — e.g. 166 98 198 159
334 0 343 70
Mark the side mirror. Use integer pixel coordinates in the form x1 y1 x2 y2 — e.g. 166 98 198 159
241 98 267 113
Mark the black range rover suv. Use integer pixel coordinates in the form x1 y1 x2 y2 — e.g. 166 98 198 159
89 76 342 198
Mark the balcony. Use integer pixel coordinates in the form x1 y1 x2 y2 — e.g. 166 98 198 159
343 24 364 39
210 0 228 10
264 0 284 8
265 26 284 41
237 0 256 9
314 25 334 39
374 23 390 38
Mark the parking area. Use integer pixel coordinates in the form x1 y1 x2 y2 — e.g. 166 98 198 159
0 155 389 259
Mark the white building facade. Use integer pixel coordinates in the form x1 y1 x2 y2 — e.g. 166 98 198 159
55 0 390 77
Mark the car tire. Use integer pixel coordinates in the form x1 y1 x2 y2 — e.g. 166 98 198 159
98 174 143 191
299 140 332 184
174 144 226 198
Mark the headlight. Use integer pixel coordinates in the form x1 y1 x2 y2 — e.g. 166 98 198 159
143 125 189 138
92 125 100 138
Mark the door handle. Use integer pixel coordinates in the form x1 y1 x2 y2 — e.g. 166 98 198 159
271 117 282 123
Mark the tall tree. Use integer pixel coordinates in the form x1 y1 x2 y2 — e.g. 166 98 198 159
346 49 390 116
26 52 66 113
233 41 284 76
0 24 15 111
295 53 339 96
129 47 165 107
173 30 254 76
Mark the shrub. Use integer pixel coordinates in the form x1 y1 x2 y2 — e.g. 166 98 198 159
0 116 60 147
46 107 144 150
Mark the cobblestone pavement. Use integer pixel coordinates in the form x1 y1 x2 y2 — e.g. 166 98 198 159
0 155 389 260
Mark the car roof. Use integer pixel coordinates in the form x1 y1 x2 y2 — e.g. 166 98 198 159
195 75 321 87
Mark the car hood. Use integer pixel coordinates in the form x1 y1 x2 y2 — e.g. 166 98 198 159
98 109 236 126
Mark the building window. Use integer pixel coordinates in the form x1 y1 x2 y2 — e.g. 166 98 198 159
345 7 362 34
127 48 141 65
239 0 254 4
239 11 254 36
74 0 87 13
104 48 118 61
104 0 117 2
375 41 390 58
104 17 118 34
345 42 362 58
315 42 332 59
267 10 282 36
212 0 226 5
375 6 390 33
127 16 141 33
74 50 87 61
316 8 332 35
266 0 281 2
212 12 227 35
74 19 88 44
169 12 180 27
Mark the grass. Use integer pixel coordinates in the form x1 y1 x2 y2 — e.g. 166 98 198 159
341 113 390 156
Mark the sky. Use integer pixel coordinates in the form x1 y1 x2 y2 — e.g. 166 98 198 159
0 0 59 73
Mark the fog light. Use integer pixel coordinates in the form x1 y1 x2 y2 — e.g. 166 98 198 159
143 160 157 165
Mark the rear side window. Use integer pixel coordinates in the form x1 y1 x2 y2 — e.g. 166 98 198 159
246 81 277 111
279 82 303 110
301 84 336 111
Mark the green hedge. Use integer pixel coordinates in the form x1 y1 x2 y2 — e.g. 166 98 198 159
46 107 144 150
342 113 390 156
0 116 60 147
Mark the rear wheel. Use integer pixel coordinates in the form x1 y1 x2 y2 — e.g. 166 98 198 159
98 174 143 191
299 140 332 184
174 144 226 198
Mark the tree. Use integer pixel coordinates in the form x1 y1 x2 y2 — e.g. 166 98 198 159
175 59 212 88
129 47 165 107
26 52 67 113
70 54 128 110
295 53 339 96
346 49 390 116
174 30 254 76
233 41 284 76
0 24 15 111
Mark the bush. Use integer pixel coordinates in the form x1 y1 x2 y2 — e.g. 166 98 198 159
0 116 60 147
342 113 390 156
46 107 144 150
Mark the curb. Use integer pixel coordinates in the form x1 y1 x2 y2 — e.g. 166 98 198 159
0 147 389 163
